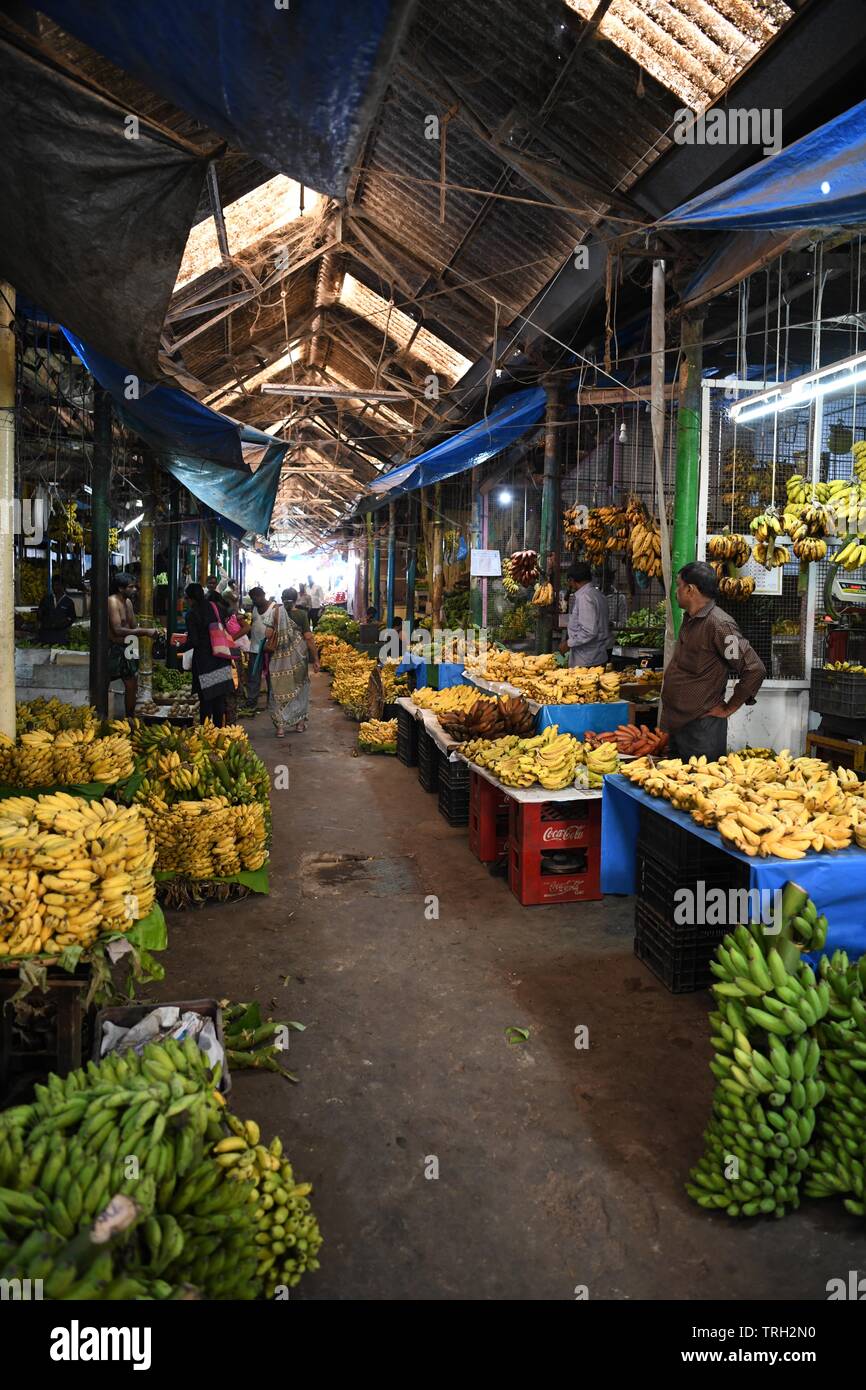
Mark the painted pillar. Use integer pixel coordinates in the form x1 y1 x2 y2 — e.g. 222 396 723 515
671 311 704 636
536 381 561 654
386 500 396 628
405 494 417 637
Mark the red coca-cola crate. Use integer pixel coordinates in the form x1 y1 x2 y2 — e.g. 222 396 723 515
468 771 510 862
508 842 602 906
508 797 601 853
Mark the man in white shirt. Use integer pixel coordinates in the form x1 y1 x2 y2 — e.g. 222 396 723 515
243 586 274 712
560 562 611 668
307 576 325 626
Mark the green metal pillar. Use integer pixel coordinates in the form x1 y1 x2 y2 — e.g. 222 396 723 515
536 381 561 654
405 495 417 636
671 313 704 635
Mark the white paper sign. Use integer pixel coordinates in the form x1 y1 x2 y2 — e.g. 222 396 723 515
470 548 502 577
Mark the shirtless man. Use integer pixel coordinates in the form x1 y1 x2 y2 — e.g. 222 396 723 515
108 572 161 716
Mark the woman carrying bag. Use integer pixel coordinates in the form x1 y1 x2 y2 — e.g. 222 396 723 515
181 583 234 726
264 587 320 737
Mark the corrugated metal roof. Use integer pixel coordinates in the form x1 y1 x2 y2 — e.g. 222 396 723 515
565 0 793 111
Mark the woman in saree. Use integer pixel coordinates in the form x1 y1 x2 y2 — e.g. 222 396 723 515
265 587 320 737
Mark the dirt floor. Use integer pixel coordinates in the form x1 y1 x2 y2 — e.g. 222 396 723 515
153 673 861 1301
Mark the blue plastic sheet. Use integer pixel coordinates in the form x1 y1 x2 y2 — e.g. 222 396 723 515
370 388 546 496
63 329 247 470
659 99 866 231
32 0 408 198
601 777 866 958
63 330 285 535
536 701 630 736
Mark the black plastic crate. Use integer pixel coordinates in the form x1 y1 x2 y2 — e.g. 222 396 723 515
810 668 866 720
396 704 419 766
438 753 470 825
637 806 728 877
636 848 750 922
417 726 439 792
634 900 726 994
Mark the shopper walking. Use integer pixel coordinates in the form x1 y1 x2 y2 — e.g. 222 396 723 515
264 587 320 737
181 583 234 726
661 561 766 761
242 587 274 714
307 575 325 627
560 563 611 668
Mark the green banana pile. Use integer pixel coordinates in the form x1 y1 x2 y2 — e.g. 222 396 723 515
0 1039 322 1298
215 1114 322 1293
688 882 830 1218
806 950 866 1213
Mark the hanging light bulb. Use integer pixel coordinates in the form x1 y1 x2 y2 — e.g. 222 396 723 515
619 422 628 444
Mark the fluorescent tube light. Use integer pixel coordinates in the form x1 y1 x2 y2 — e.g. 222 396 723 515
729 349 866 424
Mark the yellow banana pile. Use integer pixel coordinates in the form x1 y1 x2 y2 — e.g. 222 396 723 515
0 728 134 788
463 724 619 790
464 651 621 705
622 752 866 860
140 796 267 879
316 636 376 717
358 719 397 752
824 661 866 675
0 793 155 957
853 439 866 484
412 684 493 714
16 699 99 735
464 650 556 683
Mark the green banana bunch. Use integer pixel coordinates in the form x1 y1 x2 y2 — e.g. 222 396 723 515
805 952 866 1212
688 881 832 1220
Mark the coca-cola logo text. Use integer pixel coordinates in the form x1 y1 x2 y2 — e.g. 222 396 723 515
542 825 585 844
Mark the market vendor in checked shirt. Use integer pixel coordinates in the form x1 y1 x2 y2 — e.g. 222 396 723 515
560 562 611 667
661 561 766 762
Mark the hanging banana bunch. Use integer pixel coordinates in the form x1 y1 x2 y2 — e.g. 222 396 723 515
707 533 751 566
718 575 756 600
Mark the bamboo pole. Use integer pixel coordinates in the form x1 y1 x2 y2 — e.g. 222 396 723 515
431 481 444 627
137 450 156 701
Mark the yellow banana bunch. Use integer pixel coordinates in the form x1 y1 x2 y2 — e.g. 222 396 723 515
630 515 664 579
718 575 756 600
140 796 266 879
753 540 790 569
792 536 827 562
749 510 782 542
412 684 493 714
707 533 751 565
853 439 866 484
824 661 866 675
464 724 599 790
0 793 155 958
831 537 866 571
530 580 555 606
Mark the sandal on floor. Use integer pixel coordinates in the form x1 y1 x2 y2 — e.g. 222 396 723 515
275 728 285 738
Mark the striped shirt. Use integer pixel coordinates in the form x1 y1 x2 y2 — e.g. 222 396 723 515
660 600 765 732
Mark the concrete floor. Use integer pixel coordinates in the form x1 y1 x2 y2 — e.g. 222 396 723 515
154 674 860 1300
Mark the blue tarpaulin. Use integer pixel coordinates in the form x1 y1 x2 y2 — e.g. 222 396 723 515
63 330 285 535
63 329 248 471
159 451 284 539
536 702 630 737
31 0 412 198
369 387 546 496
601 777 866 958
659 100 866 231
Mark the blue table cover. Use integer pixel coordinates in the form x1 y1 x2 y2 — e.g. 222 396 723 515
396 656 466 690
602 774 866 958
536 701 630 736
